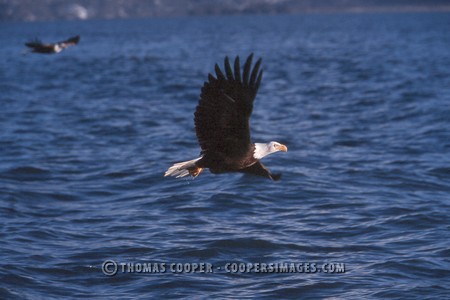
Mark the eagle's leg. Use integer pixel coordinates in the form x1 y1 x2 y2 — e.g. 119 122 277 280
188 166 203 178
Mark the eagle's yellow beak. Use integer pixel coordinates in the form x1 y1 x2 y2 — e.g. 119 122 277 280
277 144 288 152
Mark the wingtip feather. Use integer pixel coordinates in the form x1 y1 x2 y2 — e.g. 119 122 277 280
243 53 254 85
224 56 234 81
250 58 262 87
215 63 225 80
234 56 241 82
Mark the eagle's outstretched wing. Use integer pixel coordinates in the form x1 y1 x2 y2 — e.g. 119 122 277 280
194 54 263 158
58 35 80 47
25 39 46 48
239 161 281 181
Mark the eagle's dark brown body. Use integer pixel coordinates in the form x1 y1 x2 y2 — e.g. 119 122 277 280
197 144 257 173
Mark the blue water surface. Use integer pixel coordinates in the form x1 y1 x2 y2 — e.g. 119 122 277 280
1 13 450 299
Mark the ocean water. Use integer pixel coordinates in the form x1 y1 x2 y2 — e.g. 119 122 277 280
1 13 450 299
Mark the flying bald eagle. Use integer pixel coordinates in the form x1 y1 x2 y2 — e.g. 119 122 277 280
24 35 80 54
165 54 287 181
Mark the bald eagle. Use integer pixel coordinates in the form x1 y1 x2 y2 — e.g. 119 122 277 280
25 35 80 54
165 54 287 180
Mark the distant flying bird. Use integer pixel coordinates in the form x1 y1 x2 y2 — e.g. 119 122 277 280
165 54 288 180
24 35 80 54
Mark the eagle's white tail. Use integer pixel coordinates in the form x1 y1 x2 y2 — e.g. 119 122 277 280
164 157 203 178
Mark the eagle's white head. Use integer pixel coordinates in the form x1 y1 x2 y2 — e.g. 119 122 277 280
253 141 288 159
53 44 63 53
